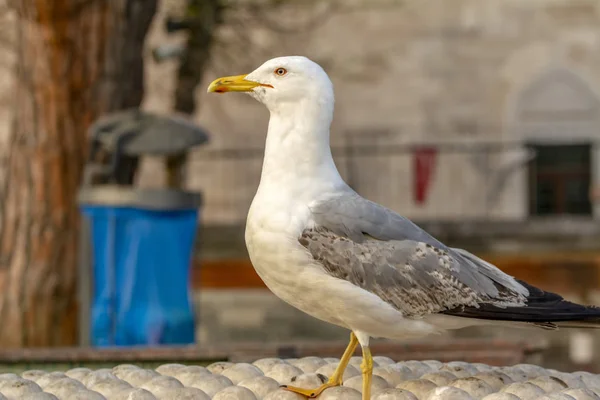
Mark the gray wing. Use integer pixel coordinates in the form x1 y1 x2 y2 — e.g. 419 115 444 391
305 191 529 318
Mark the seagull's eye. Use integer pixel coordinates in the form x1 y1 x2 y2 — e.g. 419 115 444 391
274 67 287 76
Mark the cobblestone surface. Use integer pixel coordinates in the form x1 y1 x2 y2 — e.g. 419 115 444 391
1 358 599 399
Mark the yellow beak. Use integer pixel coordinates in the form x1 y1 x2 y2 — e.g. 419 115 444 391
207 74 272 93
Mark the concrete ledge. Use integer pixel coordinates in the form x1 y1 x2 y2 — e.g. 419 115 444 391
0 338 545 368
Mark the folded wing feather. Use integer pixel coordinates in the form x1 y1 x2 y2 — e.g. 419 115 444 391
306 190 600 326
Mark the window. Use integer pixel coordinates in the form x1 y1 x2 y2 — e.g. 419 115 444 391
528 144 592 216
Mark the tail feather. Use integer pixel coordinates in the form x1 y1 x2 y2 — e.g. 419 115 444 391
444 279 600 329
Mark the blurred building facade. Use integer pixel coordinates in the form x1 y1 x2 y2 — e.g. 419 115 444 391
143 0 600 236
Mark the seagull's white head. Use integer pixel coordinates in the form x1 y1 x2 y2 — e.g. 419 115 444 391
208 56 345 202
207 56 334 113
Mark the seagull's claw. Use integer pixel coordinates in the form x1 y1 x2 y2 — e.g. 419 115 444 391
280 380 341 398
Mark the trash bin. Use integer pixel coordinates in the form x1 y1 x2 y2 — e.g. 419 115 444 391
80 187 201 346
77 109 209 347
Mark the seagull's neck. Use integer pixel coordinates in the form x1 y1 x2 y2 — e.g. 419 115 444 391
257 99 345 203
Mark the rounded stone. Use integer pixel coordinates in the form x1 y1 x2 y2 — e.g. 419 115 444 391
552 373 588 389
213 386 258 400
528 376 569 392
425 386 475 400
172 369 213 388
538 394 577 400
497 368 528 383
422 361 443 371
113 365 142 378
95 369 114 374
481 394 522 400
344 374 390 395
372 388 419 400
64 390 108 400
155 363 186 377
396 378 438 399
500 382 545 400
561 388 600 400
263 389 305 400
111 388 158 400
289 357 328 374
373 356 396 366
238 376 281 399
65 368 92 381
253 358 287 374
439 362 477 378
472 364 494 373
36 372 69 389
372 366 409 388
21 371 48 382
176 366 211 376
402 361 433 378
574 372 600 390
19 393 60 400
513 364 549 378
450 377 495 398
82 371 122 388
147 387 210 399
187 374 233 398
207 362 235 375
172 387 212 399
221 363 264 385
140 375 184 398
348 356 364 368
0 377 43 397
120 369 161 387
380 364 417 384
89 380 134 398
265 364 304 385
44 377 87 398
317 386 362 399
473 372 515 391
421 372 458 387
316 363 360 383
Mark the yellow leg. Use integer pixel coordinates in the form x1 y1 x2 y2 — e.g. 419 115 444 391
360 345 373 400
282 332 358 398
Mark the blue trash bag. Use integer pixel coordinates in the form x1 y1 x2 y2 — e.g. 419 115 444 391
81 206 198 346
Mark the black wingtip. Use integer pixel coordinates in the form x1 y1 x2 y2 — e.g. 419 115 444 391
444 280 600 327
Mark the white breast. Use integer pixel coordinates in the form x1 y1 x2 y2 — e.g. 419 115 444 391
245 191 348 326
245 189 310 284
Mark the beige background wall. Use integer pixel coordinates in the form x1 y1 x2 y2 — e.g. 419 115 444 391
0 0 599 225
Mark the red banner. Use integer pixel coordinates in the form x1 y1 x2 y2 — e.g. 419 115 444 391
413 146 438 205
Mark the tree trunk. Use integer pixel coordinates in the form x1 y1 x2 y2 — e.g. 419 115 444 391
174 0 222 114
0 0 157 348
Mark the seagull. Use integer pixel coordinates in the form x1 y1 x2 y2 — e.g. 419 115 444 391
207 56 600 399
